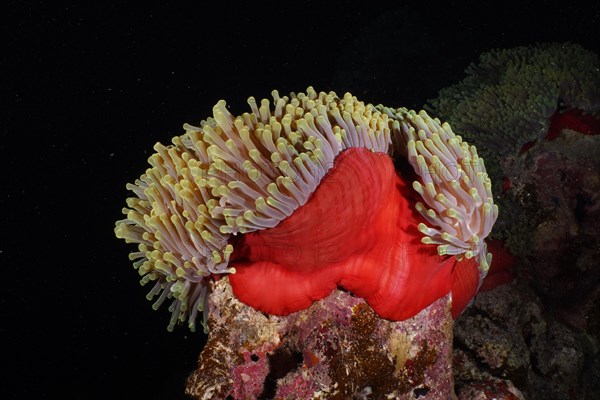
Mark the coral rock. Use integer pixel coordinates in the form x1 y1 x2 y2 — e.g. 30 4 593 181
186 278 456 400
457 378 525 400
453 284 588 400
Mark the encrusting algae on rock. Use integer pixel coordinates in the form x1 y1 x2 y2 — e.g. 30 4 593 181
184 277 455 399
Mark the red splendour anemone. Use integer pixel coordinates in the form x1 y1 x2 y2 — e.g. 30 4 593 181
115 87 498 331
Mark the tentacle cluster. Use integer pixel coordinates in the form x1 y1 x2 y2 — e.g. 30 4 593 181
379 106 498 281
115 87 392 331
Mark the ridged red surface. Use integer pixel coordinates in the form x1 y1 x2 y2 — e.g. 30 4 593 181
478 239 516 293
449 257 480 318
229 148 463 321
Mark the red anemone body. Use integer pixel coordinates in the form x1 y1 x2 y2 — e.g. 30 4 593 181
229 148 467 321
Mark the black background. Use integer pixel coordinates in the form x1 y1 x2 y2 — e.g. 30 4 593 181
4 1 599 399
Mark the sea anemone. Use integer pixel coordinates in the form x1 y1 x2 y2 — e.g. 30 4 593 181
427 42 599 163
425 42 600 255
115 87 497 331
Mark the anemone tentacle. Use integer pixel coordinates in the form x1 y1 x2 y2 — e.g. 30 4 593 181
115 87 393 331
379 106 498 283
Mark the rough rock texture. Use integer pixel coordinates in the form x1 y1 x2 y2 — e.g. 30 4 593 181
453 282 598 400
186 277 455 400
452 127 600 399
457 378 525 400
503 130 600 317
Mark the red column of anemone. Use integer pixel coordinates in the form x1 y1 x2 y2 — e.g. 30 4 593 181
229 148 457 321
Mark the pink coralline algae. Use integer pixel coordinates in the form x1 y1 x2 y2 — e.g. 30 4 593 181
457 379 524 400
185 278 455 400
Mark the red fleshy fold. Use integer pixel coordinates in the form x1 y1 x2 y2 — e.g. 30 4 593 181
230 148 458 321
547 108 600 140
479 239 516 293
449 257 480 318
449 239 517 318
